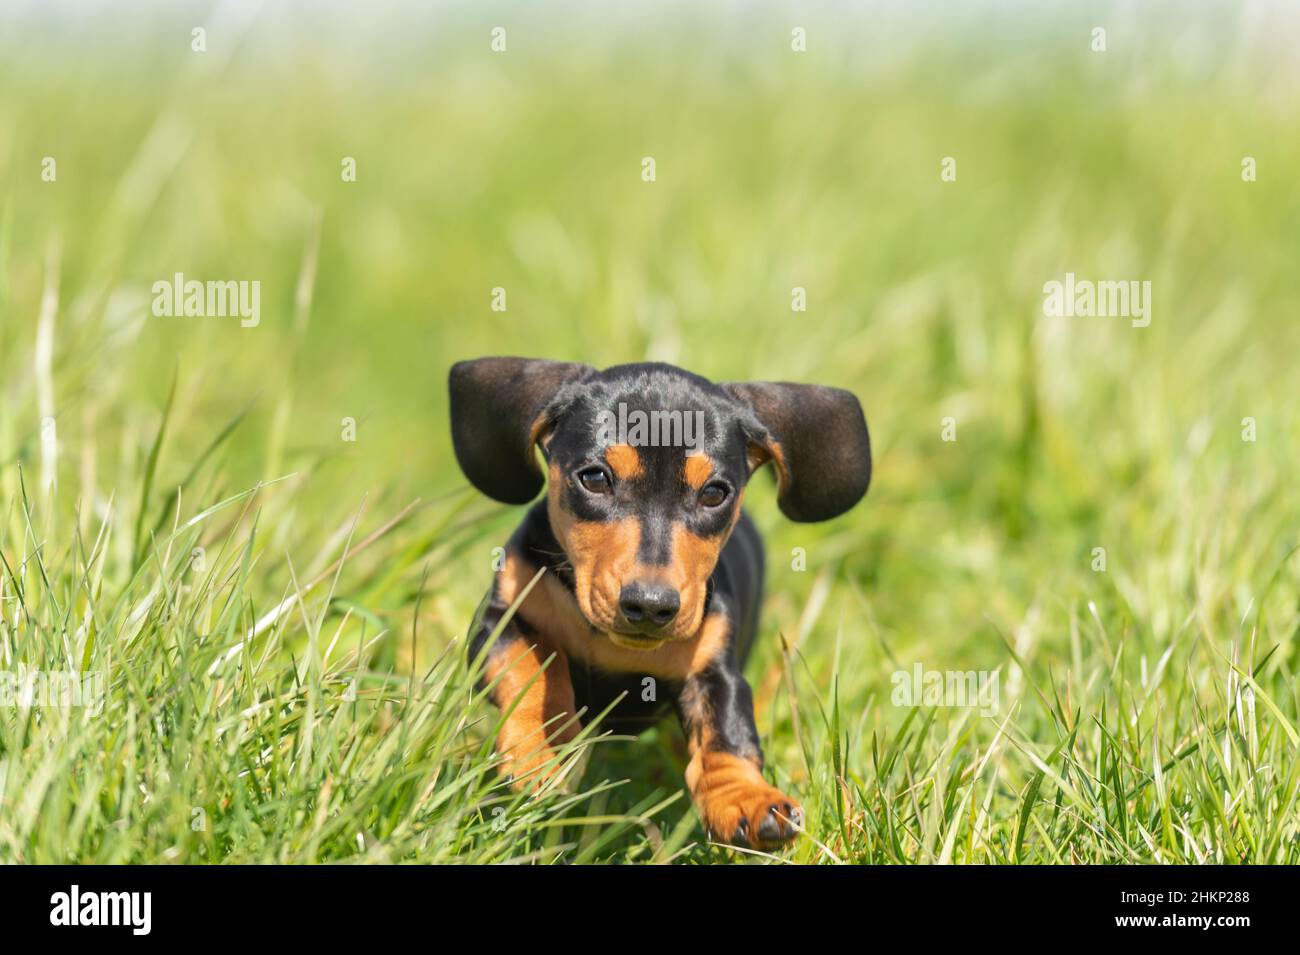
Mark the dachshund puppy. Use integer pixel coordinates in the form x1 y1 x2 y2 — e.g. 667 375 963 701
450 358 871 849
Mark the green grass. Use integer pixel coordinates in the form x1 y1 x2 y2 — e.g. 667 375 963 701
1 1 1298 863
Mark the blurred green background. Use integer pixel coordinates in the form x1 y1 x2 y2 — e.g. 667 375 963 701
5 0 1297 647
1 0 1298 862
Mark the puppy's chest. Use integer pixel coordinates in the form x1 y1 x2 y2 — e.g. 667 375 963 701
567 660 683 732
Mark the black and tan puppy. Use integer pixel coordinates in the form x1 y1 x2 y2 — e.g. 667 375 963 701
450 358 871 849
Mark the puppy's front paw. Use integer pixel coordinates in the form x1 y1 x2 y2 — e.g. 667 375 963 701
688 751 803 849
703 784 803 849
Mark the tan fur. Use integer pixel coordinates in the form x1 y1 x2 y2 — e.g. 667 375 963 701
682 452 714 490
684 747 801 847
505 539 732 680
605 443 644 480
484 635 579 789
747 438 788 494
530 574 731 680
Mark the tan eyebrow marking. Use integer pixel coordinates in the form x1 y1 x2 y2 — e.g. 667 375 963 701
683 452 715 491
605 443 644 480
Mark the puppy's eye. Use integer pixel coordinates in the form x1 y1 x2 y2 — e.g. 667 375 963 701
577 467 612 494
699 483 730 508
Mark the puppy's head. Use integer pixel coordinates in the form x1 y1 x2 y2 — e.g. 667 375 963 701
450 358 871 648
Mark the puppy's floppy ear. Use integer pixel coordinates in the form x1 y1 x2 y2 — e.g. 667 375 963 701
449 357 594 504
723 380 871 523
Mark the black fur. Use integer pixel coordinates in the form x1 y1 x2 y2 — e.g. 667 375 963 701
723 380 873 523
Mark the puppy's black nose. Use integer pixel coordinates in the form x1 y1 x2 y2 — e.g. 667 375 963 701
618 582 680 628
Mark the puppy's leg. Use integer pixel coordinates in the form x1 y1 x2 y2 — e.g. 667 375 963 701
472 594 580 790
677 660 802 849
483 633 580 788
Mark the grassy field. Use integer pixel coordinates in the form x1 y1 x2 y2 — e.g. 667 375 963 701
1 1 1298 863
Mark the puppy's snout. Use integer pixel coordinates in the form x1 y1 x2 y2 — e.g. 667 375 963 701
618 582 680 630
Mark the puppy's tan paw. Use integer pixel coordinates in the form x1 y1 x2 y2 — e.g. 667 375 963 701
688 751 802 849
